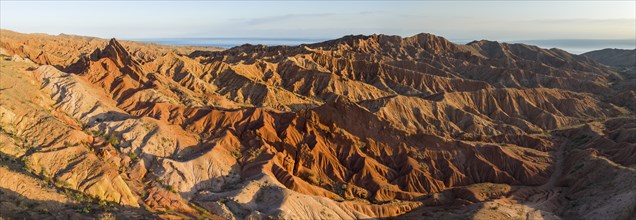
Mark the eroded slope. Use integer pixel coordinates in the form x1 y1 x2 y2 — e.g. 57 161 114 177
1 30 634 219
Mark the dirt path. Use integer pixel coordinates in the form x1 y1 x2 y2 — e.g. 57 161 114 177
503 136 569 220
542 138 567 189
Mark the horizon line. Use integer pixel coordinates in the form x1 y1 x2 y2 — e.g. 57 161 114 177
4 28 636 43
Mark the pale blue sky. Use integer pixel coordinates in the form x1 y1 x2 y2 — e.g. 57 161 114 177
1 1 635 41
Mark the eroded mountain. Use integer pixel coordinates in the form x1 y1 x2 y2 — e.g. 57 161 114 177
1 30 634 219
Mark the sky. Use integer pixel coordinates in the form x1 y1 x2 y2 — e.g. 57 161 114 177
1 1 635 41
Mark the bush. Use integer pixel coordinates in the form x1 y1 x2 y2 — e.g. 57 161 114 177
128 152 139 162
231 149 242 159
248 148 261 158
166 185 178 193
63 141 74 148
107 135 119 147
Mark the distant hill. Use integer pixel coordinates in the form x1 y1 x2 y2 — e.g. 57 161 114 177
582 48 636 68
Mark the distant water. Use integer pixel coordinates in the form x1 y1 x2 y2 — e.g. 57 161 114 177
507 39 636 55
453 39 636 55
133 38 635 55
132 38 328 48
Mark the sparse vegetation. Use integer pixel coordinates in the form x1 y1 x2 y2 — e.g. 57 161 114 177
40 169 51 184
20 157 33 172
298 170 318 184
106 135 120 147
231 149 243 159
63 141 74 148
189 202 210 216
515 207 525 220
248 147 261 159
333 182 348 198
166 185 178 193
82 142 93 152
216 197 228 204
128 152 139 162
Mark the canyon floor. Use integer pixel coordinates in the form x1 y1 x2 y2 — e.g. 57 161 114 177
0 29 635 219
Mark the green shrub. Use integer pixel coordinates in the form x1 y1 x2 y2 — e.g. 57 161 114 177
107 135 119 147
231 149 242 159
128 152 139 162
248 148 261 158
166 185 178 193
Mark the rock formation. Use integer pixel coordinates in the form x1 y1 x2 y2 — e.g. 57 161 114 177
0 29 634 219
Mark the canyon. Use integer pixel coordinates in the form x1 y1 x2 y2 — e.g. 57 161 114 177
0 29 635 219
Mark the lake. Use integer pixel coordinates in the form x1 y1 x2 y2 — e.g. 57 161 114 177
131 38 328 49
131 38 636 55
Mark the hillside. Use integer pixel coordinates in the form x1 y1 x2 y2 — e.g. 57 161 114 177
582 48 636 68
1 30 635 219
